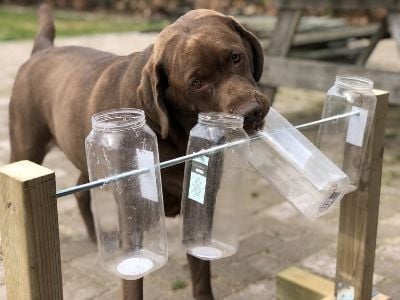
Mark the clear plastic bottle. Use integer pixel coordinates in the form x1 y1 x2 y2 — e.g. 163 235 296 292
85 109 167 280
317 75 376 191
181 113 249 260
249 107 351 218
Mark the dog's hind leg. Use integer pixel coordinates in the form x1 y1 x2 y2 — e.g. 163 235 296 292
9 101 52 164
187 254 214 300
9 131 51 164
75 173 96 243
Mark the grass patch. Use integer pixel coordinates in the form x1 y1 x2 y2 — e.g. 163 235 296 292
171 278 187 291
0 5 169 41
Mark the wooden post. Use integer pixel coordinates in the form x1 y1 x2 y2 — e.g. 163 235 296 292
260 9 302 102
388 12 400 51
0 160 63 300
355 18 388 66
335 90 389 299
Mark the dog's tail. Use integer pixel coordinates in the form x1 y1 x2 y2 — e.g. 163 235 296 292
31 4 55 55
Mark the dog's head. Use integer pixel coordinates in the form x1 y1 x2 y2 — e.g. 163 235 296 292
138 9 270 139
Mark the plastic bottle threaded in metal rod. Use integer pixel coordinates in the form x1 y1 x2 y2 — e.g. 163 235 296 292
56 110 360 198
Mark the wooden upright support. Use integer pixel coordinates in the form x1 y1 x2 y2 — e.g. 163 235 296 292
0 160 63 300
335 90 389 299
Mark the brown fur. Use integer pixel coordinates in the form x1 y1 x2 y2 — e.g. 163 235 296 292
9 5 269 300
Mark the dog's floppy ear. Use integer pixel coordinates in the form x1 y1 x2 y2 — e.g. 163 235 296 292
137 51 169 139
229 16 264 82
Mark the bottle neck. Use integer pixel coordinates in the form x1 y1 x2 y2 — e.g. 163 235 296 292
91 109 146 131
198 112 244 128
335 75 373 92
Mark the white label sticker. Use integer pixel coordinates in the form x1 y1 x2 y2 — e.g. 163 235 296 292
188 155 209 204
272 130 312 169
136 149 158 202
346 107 368 147
193 156 209 165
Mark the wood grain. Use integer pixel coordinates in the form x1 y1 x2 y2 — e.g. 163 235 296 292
335 91 389 299
260 56 400 104
276 267 333 300
262 9 302 102
0 160 63 300
276 267 390 300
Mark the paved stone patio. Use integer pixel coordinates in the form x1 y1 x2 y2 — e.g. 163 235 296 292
0 32 400 299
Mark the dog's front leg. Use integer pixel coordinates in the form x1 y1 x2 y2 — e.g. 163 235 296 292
122 279 143 300
187 254 214 300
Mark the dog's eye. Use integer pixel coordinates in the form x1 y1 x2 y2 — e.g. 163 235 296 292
232 53 241 64
190 78 202 89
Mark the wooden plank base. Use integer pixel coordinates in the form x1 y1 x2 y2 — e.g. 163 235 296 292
276 267 390 300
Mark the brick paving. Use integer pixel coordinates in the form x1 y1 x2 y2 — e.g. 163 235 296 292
0 33 400 299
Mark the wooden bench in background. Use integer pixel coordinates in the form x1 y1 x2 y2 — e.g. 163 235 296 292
257 0 400 104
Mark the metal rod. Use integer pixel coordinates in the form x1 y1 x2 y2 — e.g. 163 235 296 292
56 110 360 198
294 110 359 129
56 140 246 197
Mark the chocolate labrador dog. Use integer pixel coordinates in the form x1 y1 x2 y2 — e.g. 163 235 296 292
9 4 269 300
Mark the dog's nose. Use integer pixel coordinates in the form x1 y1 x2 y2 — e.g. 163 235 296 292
243 106 266 126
